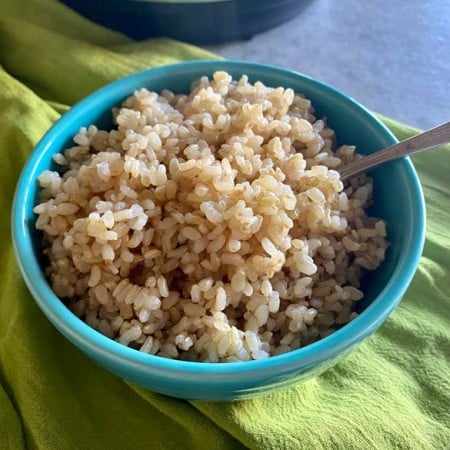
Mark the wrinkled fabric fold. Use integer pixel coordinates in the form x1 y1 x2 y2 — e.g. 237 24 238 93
0 1 449 449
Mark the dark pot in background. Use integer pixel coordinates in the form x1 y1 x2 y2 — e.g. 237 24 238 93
61 0 312 45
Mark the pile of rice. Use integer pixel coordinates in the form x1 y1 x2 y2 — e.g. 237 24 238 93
34 71 387 362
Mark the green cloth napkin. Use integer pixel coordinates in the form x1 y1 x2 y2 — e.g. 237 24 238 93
1 1 449 449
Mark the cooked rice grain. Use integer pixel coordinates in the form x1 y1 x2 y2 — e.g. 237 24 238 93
34 72 387 362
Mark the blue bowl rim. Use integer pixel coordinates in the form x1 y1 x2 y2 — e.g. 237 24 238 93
11 60 426 378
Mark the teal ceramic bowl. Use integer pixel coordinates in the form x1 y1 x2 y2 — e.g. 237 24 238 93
12 61 425 400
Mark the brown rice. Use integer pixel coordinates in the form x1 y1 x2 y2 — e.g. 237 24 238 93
34 71 387 362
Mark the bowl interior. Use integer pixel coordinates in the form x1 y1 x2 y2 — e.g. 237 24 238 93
14 61 425 379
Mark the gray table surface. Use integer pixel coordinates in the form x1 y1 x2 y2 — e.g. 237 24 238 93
207 0 450 130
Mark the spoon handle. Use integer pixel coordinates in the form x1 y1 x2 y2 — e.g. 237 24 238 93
340 120 450 181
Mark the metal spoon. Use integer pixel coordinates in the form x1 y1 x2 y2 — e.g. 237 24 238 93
340 120 450 182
